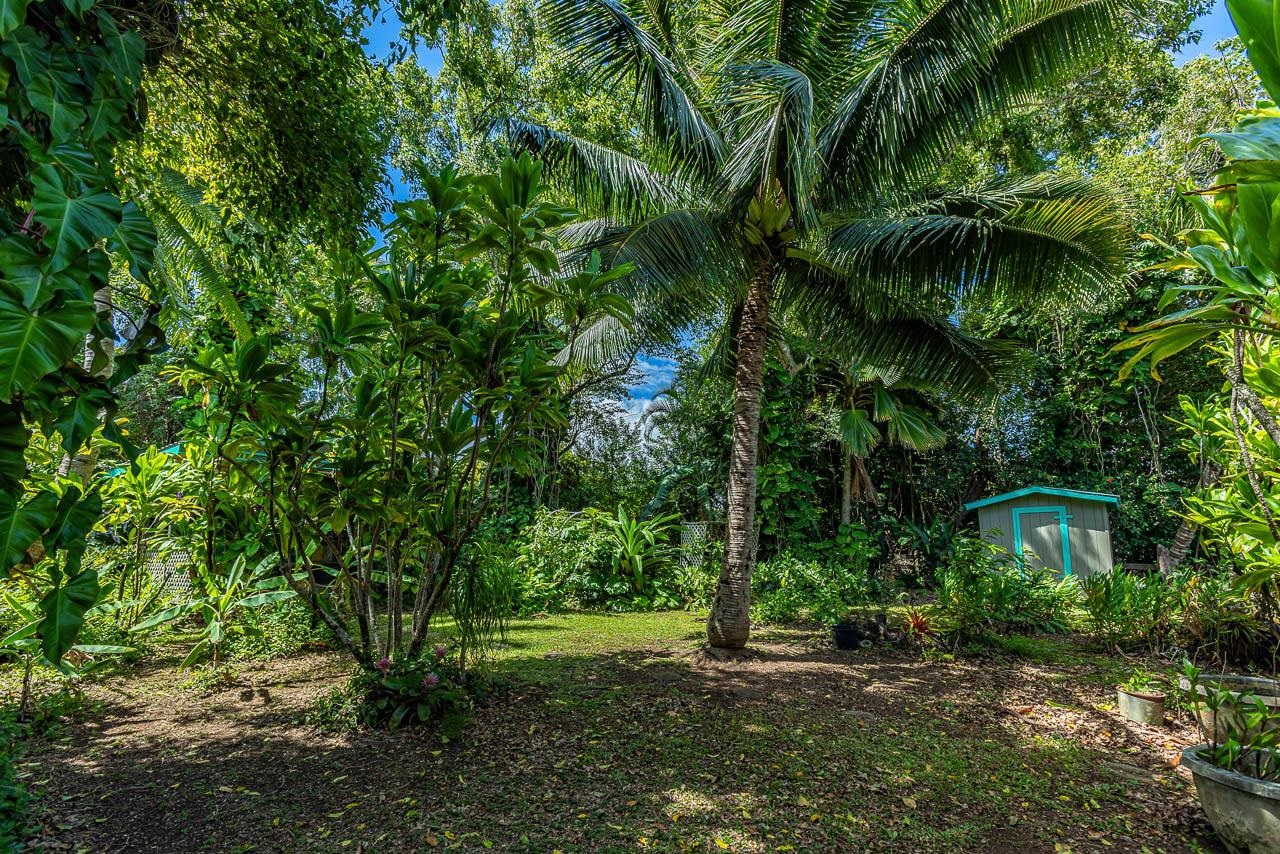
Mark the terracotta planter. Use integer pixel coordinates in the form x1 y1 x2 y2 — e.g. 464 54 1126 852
1116 687 1165 726
1182 744 1280 853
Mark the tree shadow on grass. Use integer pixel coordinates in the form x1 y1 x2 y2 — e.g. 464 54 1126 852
23 639 1221 853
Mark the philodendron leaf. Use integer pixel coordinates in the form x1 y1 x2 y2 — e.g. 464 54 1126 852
38 565 100 663
45 489 101 553
0 489 58 574
0 404 27 491
53 385 111 455
0 0 30 39
0 286 95 401
31 164 122 273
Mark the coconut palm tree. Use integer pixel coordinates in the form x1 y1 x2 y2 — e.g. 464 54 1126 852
504 0 1130 648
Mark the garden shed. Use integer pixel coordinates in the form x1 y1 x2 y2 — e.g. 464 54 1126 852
963 487 1120 578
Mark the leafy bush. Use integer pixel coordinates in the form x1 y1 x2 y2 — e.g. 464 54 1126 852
515 509 622 611
933 535 1078 638
0 709 29 850
1179 571 1270 666
225 599 335 660
1079 567 1187 651
751 551 881 625
313 646 483 734
514 508 689 611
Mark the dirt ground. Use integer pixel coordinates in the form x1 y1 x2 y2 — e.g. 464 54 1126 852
18 620 1221 853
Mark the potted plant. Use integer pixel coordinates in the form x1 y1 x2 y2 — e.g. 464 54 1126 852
1116 670 1166 726
1181 663 1280 852
1178 669 1280 745
831 615 863 651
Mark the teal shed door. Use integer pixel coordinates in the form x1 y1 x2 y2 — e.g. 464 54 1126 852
1012 506 1071 575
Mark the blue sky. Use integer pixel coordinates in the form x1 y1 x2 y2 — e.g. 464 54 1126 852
362 1 1240 424
1178 0 1238 62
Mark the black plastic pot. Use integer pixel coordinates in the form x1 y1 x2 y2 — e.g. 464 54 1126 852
832 625 862 650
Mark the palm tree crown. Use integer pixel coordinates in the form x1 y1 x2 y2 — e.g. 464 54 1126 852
507 0 1132 648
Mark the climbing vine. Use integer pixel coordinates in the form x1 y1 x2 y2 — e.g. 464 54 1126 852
1 0 165 663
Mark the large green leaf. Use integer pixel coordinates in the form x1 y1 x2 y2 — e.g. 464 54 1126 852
31 164 122 273
1236 181 1280 279
0 489 58 574
1205 112 1280 164
45 488 101 553
0 404 27 491
96 11 143 96
38 565 99 663
1228 0 1280 103
0 0 30 36
53 385 111 454
0 286 95 402
25 68 87 138
0 25 48 85
0 233 46 306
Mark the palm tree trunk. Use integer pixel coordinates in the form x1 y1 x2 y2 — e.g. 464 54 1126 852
840 447 852 527
707 265 773 649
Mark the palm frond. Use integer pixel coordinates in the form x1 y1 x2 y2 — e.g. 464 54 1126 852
542 0 726 174
716 62 818 230
819 0 1130 192
819 175 1128 308
138 170 252 342
561 211 745 356
502 119 688 217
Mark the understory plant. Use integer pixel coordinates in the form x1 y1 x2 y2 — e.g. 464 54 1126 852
1184 661 1280 782
750 551 881 625
1079 566 1188 652
353 645 479 734
933 535 1078 639
129 555 295 666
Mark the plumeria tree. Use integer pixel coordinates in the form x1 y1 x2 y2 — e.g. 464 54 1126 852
171 155 632 669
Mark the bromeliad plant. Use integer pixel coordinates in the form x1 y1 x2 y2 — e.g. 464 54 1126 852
169 155 630 675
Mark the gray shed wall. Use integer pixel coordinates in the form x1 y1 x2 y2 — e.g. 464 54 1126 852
976 495 1115 577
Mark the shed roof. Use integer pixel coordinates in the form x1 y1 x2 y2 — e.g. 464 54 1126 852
963 486 1120 511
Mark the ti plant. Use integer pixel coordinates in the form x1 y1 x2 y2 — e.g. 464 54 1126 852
129 554 295 667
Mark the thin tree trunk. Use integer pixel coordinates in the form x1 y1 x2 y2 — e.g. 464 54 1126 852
58 286 114 481
707 265 773 650
1158 461 1221 574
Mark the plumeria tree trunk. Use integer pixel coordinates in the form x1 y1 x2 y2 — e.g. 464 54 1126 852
708 266 773 649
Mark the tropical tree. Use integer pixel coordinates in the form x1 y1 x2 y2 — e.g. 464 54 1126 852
507 0 1130 647
820 362 947 524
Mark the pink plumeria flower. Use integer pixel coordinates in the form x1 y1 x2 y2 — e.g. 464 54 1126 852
375 657 390 674
422 672 441 688
434 644 447 660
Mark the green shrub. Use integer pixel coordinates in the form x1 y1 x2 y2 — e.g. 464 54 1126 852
1079 567 1186 651
515 509 620 611
933 535 1078 638
1179 570 1270 666
751 551 881 625
0 709 29 850
513 508 690 612
311 646 485 735
225 599 335 660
